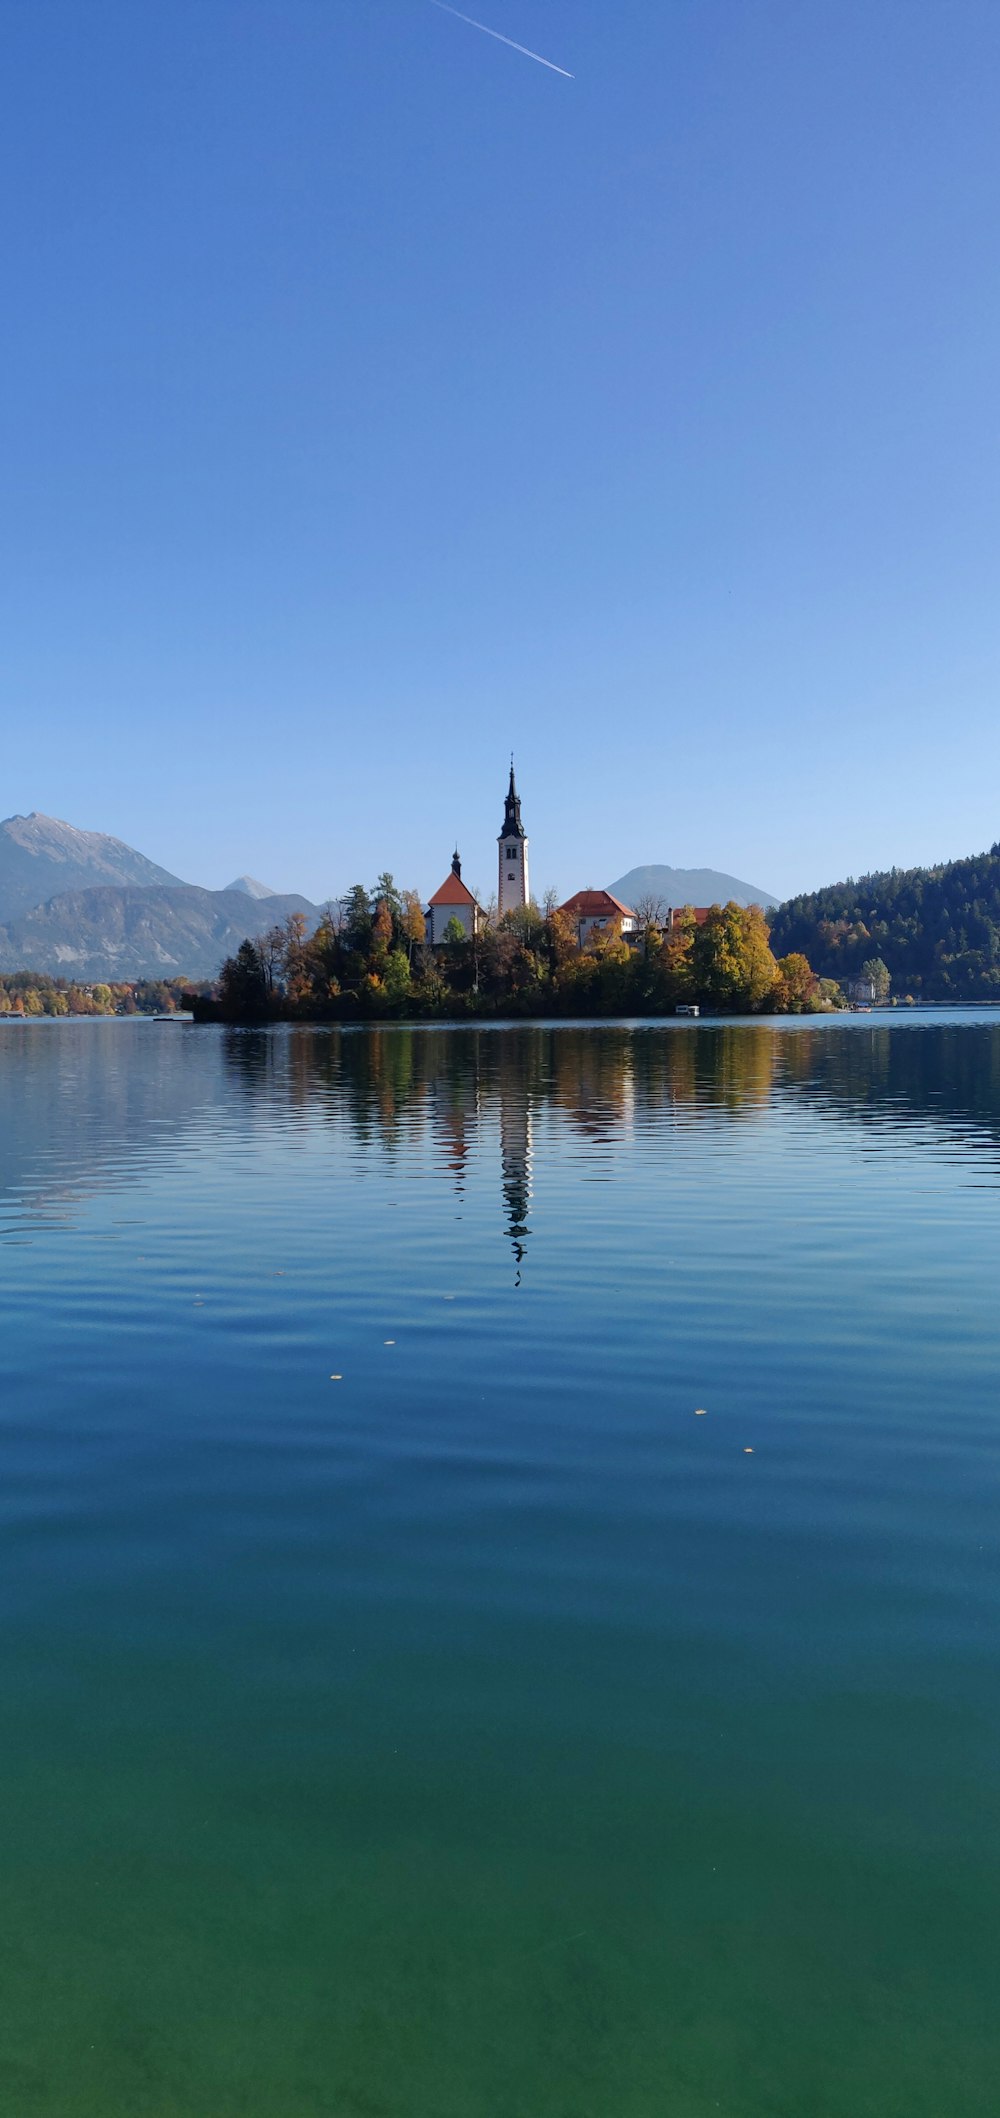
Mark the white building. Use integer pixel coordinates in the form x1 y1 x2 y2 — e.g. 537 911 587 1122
498 760 530 918
559 888 636 946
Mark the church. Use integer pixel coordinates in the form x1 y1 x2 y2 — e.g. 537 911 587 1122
425 762 530 945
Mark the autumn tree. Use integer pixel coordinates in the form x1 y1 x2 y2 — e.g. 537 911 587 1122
691 903 778 1012
771 952 817 1012
543 905 579 976
402 889 427 961
375 873 403 933
371 895 394 956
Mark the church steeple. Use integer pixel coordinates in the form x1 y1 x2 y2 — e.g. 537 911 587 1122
500 757 526 842
498 757 530 916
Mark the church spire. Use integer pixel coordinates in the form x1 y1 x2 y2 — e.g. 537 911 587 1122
498 757 530 916
500 756 526 842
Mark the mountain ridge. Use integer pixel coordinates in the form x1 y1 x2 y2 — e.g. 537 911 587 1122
225 874 281 899
0 884 319 982
0 811 185 922
607 864 778 912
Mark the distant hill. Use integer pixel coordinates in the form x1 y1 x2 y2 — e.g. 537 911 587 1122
0 811 184 923
769 845 1000 1001
607 864 778 911
225 874 280 899
0 885 319 982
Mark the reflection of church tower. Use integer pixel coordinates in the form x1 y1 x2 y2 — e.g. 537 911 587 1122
499 1061 533 1283
498 759 529 918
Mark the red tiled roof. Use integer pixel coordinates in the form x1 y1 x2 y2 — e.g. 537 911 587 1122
428 871 479 908
559 889 635 920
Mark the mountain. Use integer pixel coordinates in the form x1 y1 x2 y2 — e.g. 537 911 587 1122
0 885 319 983
768 844 1000 1001
607 864 778 911
225 875 280 899
0 811 184 923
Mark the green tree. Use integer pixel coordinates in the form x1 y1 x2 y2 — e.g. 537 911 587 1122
342 884 373 952
861 956 891 1003
383 947 413 1010
218 939 270 1017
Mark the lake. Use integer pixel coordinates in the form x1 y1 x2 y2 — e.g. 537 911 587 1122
1 1015 999 2117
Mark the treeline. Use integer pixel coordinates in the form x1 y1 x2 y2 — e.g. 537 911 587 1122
769 844 1000 1001
0 973 202 1017
201 882 842 1022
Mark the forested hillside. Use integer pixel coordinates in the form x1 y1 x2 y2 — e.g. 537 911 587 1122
769 846 1000 1000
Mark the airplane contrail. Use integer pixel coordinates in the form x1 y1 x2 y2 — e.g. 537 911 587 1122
430 0 574 78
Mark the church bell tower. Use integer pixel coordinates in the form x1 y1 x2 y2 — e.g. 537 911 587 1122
498 759 529 918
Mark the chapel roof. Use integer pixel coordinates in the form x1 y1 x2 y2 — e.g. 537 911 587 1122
428 870 479 908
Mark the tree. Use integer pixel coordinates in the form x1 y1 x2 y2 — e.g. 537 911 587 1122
632 893 667 955
692 903 778 1012
861 956 891 1003
218 939 270 1017
343 884 373 952
771 952 817 1012
500 902 543 946
281 913 311 1005
544 906 579 975
383 947 413 1009
372 896 394 955
375 872 403 933
402 889 427 961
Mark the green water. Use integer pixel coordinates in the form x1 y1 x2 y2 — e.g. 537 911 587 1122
1 1017 999 2115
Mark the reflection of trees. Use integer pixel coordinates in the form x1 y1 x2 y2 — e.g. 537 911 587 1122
221 1026 780 1277
773 1023 1000 1147
0 1022 230 1226
289 1020 1000 1170
14 1017 995 1248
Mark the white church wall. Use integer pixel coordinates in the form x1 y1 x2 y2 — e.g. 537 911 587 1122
498 842 530 917
428 900 477 946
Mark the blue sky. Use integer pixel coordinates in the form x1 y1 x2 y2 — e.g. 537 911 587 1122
3 0 1000 906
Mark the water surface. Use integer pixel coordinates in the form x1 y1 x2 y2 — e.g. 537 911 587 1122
1 1016 999 2116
